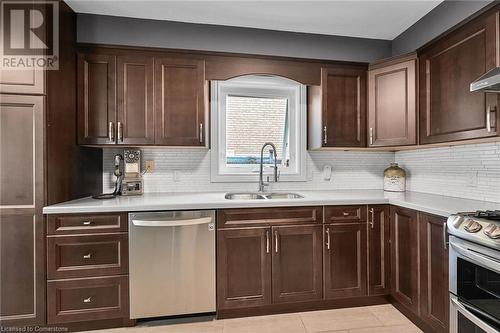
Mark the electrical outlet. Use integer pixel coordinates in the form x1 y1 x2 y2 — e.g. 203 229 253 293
145 160 154 173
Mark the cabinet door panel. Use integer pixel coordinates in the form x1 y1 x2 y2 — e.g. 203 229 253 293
419 11 499 144
391 206 419 314
217 228 271 309
0 94 45 326
323 68 366 147
0 69 44 94
77 53 116 145
117 55 154 145
154 57 206 146
272 225 322 303
368 205 391 296
324 223 367 299
419 213 449 333
368 59 416 147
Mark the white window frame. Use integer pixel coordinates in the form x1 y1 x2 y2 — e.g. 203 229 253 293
210 75 307 183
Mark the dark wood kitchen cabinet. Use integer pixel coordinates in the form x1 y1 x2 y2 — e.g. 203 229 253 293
46 213 131 326
272 225 323 303
368 55 417 147
154 57 207 146
367 205 391 296
216 207 323 312
324 223 367 299
78 52 154 145
117 55 155 145
0 95 45 327
419 213 449 333
77 53 117 145
308 67 367 149
217 228 272 309
419 9 500 144
390 206 419 314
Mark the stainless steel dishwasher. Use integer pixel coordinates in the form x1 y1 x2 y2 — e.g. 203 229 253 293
129 210 215 319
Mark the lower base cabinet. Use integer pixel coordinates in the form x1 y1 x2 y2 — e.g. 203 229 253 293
367 205 391 296
324 223 367 299
272 225 323 303
419 213 449 333
216 207 324 312
390 207 450 333
216 228 272 309
47 276 129 324
390 206 420 313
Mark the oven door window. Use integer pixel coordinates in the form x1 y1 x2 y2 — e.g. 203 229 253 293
457 258 500 329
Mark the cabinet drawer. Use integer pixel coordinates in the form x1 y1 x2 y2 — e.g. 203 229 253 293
325 205 366 223
47 234 128 279
217 206 323 229
47 213 128 235
47 276 128 324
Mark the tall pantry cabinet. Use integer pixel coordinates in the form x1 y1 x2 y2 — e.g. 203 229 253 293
0 3 101 327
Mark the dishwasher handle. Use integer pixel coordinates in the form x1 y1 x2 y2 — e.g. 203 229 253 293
132 216 213 227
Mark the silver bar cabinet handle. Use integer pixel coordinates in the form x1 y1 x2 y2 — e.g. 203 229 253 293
266 230 270 254
443 222 448 250
487 106 492 132
326 228 331 250
117 121 123 142
369 127 374 145
108 122 114 142
199 123 203 143
83 253 92 259
274 230 279 253
82 220 92 226
369 208 375 229
323 126 327 144
83 297 92 303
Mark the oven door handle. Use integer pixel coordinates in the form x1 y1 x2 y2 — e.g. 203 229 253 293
450 240 500 274
450 295 500 333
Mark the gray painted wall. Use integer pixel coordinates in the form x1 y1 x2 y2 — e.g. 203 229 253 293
77 14 391 63
392 0 494 56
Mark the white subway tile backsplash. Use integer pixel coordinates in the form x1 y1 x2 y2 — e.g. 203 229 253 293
102 142 500 203
103 149 394 193
396 142 500 203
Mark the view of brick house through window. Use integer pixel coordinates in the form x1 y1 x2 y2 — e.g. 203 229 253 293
226 95 289 167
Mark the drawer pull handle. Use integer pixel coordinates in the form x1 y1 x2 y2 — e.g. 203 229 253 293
343 212 350 216
83 297 92 303
82 221 92 226
83 253 92 259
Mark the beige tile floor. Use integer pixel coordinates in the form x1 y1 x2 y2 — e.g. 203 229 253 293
89 305 423 333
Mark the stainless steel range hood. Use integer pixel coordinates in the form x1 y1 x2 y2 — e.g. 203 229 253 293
470 67 500 92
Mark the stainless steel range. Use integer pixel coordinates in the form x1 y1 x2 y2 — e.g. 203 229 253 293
447 211 500 333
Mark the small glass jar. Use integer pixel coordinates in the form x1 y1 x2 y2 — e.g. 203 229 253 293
384 163 406 192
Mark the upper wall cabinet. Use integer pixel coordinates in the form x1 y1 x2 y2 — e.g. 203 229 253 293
368 55 417 147
419 9 500 144
78 52 154 145
154 57 207 146
308 67 367 149
117 55 155 145
77 53 117 145
77 50 206 146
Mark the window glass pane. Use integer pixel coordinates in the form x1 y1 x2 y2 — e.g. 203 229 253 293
226 95 289 166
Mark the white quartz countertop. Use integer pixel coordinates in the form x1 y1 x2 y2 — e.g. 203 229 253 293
42 190 500 217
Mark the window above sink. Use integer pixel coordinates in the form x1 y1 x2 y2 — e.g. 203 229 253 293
210 75 307 183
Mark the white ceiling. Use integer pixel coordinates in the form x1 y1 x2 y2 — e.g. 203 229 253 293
65 0 443 40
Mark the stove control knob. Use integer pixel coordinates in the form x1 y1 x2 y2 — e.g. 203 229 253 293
453 216 465 228
463 219 482 233
484 224 500 239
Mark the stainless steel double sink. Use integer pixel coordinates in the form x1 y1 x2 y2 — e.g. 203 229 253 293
225 192 304 200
